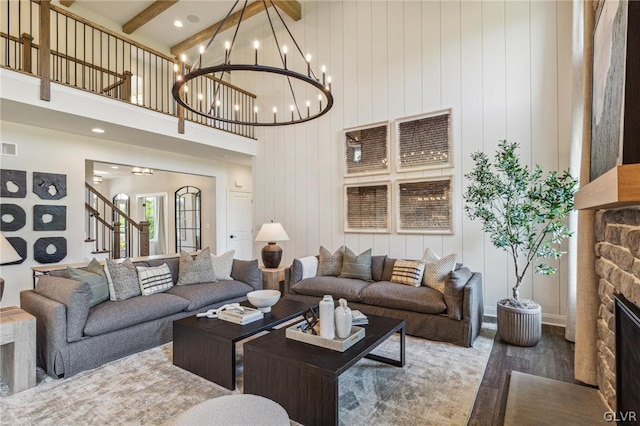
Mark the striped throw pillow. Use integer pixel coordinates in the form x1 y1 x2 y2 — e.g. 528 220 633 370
137 263 174 296
390 260 426 287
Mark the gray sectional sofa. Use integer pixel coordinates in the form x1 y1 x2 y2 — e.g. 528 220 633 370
20 255 262 378
284 255 483 347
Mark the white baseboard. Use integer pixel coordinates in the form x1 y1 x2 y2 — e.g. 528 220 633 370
483 305 566 327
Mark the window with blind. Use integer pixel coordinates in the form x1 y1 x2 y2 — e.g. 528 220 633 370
395 109 452 172
396 177 453 234
344 183 390 233
344 122 390 176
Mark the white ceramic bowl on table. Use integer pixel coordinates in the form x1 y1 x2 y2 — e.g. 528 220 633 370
247 290 281 312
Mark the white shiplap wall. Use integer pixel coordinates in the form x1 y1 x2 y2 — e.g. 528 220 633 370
247 0 574 323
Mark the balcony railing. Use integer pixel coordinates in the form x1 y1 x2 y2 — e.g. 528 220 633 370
0 0 256 139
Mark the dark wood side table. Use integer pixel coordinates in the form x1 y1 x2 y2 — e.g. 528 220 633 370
244 314 405 426
173 298 313 390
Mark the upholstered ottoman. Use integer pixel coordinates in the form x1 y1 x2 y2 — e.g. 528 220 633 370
169 394 289 425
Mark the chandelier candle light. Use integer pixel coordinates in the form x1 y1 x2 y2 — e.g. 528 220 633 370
172 0 334 127
255 222 289 268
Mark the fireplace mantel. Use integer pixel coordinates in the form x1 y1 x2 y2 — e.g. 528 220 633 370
574 164 640 210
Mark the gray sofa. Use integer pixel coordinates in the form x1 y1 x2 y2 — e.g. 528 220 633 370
20 256 262 378
284 255 483 347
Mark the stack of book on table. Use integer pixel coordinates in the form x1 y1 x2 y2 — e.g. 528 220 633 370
352 310 368 325
218 307 264 325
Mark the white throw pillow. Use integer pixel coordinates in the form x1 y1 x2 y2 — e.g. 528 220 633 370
390 260 426 287
211 250 235 280
137 263 174 295
422 248 457 294
298 256 319 279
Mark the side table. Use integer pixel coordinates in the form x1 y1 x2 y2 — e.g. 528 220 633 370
0 306 36 394
260 266 285 292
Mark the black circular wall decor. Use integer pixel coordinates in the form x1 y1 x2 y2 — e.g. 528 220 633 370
34 237 67 264
33 172 67 200
33 205 67 231
0 203 26 231
2 237 27 265
0 169 27 198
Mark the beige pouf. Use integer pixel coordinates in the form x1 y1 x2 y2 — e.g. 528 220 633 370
169 394 289 425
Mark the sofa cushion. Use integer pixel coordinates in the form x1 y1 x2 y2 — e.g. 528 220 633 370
361 281 447 315
211 250 235 280
231 259 261 290
290 276 371 302
318 246 345 276
340 248 373 281
67 263 110 307
146 257 180 284
83 293 190 336
178 248 217 285
445 267 473 320
381 258 396 281
136 263 174 295
105 258 141 301
370 255 386 282
390 260 426 287
35 275 91 342
166 281 253 311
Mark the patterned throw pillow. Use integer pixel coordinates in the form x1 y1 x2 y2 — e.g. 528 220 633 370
177 247 217 285
339 247 373 281
105 258 141 301
317 246 345 276
136 263 174 295
390 260 426 287
422 248 457 293
67 258 109 307
210 249 235 280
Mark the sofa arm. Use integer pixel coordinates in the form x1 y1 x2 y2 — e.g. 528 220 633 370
20 290 70 377
462 272 484 347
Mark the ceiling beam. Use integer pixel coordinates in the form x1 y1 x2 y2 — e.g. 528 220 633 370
123 0 179 35
170 0 301 56
59 1 75 7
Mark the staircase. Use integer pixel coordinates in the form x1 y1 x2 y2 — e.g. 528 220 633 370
85 182 149 260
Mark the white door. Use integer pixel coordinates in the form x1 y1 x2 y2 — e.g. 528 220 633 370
227 191 253 260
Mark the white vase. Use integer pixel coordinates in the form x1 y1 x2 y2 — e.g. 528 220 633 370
334 298 353 339
319 295 335 339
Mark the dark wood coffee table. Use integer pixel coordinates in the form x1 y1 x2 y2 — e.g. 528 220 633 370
243 313 405 426
173 298 313 390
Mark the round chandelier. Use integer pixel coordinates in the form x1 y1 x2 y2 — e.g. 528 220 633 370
172 0 334 127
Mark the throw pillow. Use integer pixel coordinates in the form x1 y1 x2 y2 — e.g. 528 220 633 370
67 260 109 307
178 248 217 285
422 248 457 293
390 260 426 287
136 263 174 295
339 247 373 281
210 249 235 280
105 258 141 301
317 246 345 276
445 267 473 320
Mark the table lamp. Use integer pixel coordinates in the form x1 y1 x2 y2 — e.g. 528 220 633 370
0 232 22 301
255 222 289 268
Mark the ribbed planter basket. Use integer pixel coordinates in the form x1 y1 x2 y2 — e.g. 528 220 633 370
497 301 542 347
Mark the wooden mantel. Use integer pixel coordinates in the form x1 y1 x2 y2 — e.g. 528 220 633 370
574 164 640 210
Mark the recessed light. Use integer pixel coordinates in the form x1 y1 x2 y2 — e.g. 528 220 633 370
187 15 199 23
111 166 119 169
92 128 105 133
174 20 183 28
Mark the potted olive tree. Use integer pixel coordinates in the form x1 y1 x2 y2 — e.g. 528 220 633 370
463 141 578 346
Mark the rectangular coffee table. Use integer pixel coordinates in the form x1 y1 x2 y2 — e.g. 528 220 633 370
243 313 405 426
173 298 313 390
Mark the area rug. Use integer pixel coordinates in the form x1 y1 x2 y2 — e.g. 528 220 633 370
0 326 495 426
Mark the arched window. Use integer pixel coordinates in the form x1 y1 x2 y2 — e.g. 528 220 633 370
175 186 201 252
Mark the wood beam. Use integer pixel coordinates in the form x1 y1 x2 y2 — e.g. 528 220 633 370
39 0 51 101
59 1 75 7
123 0 179 35
170 0 301 55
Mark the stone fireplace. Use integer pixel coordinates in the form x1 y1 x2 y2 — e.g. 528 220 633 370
593 208 640 411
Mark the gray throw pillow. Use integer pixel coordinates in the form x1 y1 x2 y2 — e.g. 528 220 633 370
177 248 217 285
231 259 261 290
105 258 141 301
318 246 345 276
381 257 396 281
339 247 372 281
445 267 473 320
371 255 387 282
211 249 235 280
67 259 109 307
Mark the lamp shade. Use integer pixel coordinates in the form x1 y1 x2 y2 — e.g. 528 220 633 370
0 232 21 264
255 223 289 243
